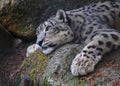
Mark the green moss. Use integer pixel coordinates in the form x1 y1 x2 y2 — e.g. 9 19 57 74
20 50 49 86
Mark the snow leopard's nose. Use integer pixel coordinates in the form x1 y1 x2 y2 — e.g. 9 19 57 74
37 40 43 46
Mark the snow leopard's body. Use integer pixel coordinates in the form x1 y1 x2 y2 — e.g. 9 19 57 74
26 1 120 76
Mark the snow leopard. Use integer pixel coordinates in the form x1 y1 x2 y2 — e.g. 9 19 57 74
26 1 120 76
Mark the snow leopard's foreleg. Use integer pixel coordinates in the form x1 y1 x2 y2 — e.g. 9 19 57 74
71 31 120 76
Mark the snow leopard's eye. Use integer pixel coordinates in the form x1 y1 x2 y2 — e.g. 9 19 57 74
46 26 51 31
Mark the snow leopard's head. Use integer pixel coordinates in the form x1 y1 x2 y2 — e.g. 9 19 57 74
36 10 74 54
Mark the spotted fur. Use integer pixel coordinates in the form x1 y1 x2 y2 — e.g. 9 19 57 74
26 1 120 76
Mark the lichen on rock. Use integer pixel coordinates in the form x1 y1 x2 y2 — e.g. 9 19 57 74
11 50 49 86
21 50 47 81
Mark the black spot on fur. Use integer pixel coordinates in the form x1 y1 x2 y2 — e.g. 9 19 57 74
76 21 81 24
96 48 103 52
111 34 119 41
87 6 91 9
97 53 102 56
67 31 70 35
90 33 98 40
83 37 87 41
88 51 94 54
106 41 112 48
48 21 54 25
110 13 115 20
98 40 104 45
83 54 89 58
101 33 109 38
93 23 97 26
89 26 93 29
111 2 119 8
64 34 67 37
101 5 110 10
85 27 93 34
92 4 96 7
92 55 96 58
87 45 96 49
103 15 109 22
83 50 87 53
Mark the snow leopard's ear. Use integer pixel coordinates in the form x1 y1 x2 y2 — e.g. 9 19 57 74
55 9 67 23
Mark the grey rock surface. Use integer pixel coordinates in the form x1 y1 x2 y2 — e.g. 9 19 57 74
44 44 82 76
42 44 120 86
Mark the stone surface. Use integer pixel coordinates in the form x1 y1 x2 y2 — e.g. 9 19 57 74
0 24 14 60
42 44 120 86
18 43 120 86
43 44 86 86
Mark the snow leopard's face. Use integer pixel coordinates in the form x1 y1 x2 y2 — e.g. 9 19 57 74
36 21 74 54
36 10 74 54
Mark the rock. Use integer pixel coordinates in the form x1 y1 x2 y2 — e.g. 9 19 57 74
0 24 14 60
44 44 120 86
0 0 19 9
93 68 120 86
0 0 39 41
17 43 120 86
20 74 31 86
43 44 86 86
17 50 48 86
13 38 22 48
